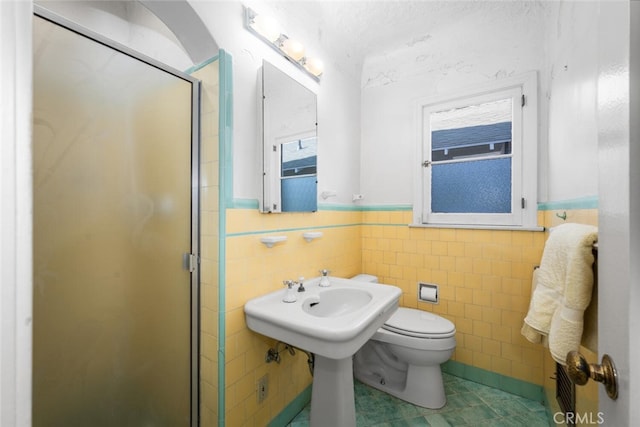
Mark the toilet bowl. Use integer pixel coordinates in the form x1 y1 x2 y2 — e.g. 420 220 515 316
351 275 456 409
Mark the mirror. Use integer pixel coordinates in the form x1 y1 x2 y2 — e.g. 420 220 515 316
261 60 318 213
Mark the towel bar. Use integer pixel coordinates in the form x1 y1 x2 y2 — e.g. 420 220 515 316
533 242 598 271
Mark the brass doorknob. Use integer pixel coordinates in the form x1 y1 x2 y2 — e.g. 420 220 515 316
566 351 618 400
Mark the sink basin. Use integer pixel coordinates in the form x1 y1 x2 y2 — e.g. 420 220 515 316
302 288 372 317
244 276 401 359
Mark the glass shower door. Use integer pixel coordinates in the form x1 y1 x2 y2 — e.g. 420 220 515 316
33 13 198 426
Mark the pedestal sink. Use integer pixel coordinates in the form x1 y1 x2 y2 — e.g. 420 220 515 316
244 276 401 426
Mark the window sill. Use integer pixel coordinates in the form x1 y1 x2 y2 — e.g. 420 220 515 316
409 223 545 232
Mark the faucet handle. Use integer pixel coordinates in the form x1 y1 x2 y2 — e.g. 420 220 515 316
319 271 331 287
283 280 294 289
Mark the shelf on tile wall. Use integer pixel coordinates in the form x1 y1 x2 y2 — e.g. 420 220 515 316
260 235 287 248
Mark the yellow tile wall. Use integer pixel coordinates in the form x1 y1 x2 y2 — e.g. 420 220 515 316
361 210 548 386
223 209 362 426
222 206 599 425
192 61 220 425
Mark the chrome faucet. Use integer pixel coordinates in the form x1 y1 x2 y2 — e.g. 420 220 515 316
282 280 297 303
319 269 331 287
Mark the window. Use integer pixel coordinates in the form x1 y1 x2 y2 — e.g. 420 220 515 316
414 72 537 228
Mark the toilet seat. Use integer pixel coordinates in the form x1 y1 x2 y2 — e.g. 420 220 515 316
382 307 455 339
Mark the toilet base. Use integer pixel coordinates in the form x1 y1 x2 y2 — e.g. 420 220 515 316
354 363 447 409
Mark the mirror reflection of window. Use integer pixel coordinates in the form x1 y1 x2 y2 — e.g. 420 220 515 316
280 137 317 212
281 137 317 176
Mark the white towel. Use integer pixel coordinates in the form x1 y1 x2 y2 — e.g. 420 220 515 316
520 269 550 345
521 223 597 364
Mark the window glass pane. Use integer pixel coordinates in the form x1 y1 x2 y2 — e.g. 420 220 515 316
432 157 512 213
431 98 512 161
432 122 511 161
429 97 513 215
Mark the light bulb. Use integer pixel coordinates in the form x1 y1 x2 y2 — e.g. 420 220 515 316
251 14 281 42
281 38 305 61
304 57 324 77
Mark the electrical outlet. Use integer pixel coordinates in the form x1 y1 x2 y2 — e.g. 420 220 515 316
257 374 269 403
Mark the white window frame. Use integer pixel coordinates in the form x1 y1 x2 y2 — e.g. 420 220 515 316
413 72 538 229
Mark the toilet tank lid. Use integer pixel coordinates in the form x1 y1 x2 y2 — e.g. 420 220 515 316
383 307 455 337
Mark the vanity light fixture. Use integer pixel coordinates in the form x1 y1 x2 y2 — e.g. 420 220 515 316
244 6 324 81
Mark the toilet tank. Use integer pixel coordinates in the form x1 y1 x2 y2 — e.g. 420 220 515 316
351 274 378 283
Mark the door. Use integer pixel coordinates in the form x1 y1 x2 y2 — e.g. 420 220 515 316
597 1 638 424
32 11 199 426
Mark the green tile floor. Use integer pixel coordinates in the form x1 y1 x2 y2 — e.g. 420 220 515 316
287 373 550 426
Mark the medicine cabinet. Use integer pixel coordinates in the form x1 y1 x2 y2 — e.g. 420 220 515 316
260 60 318 213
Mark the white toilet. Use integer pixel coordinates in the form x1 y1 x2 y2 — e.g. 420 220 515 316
351 274 456 409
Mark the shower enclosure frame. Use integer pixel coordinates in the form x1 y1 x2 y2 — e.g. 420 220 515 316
33 5 202 426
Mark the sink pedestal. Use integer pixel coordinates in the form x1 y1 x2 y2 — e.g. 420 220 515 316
310 355 356 427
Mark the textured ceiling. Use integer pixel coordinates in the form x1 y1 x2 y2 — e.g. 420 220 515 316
41 0 546 78
261 0 545 77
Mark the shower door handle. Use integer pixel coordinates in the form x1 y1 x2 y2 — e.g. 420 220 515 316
566 351 618 400
183 253 198 272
